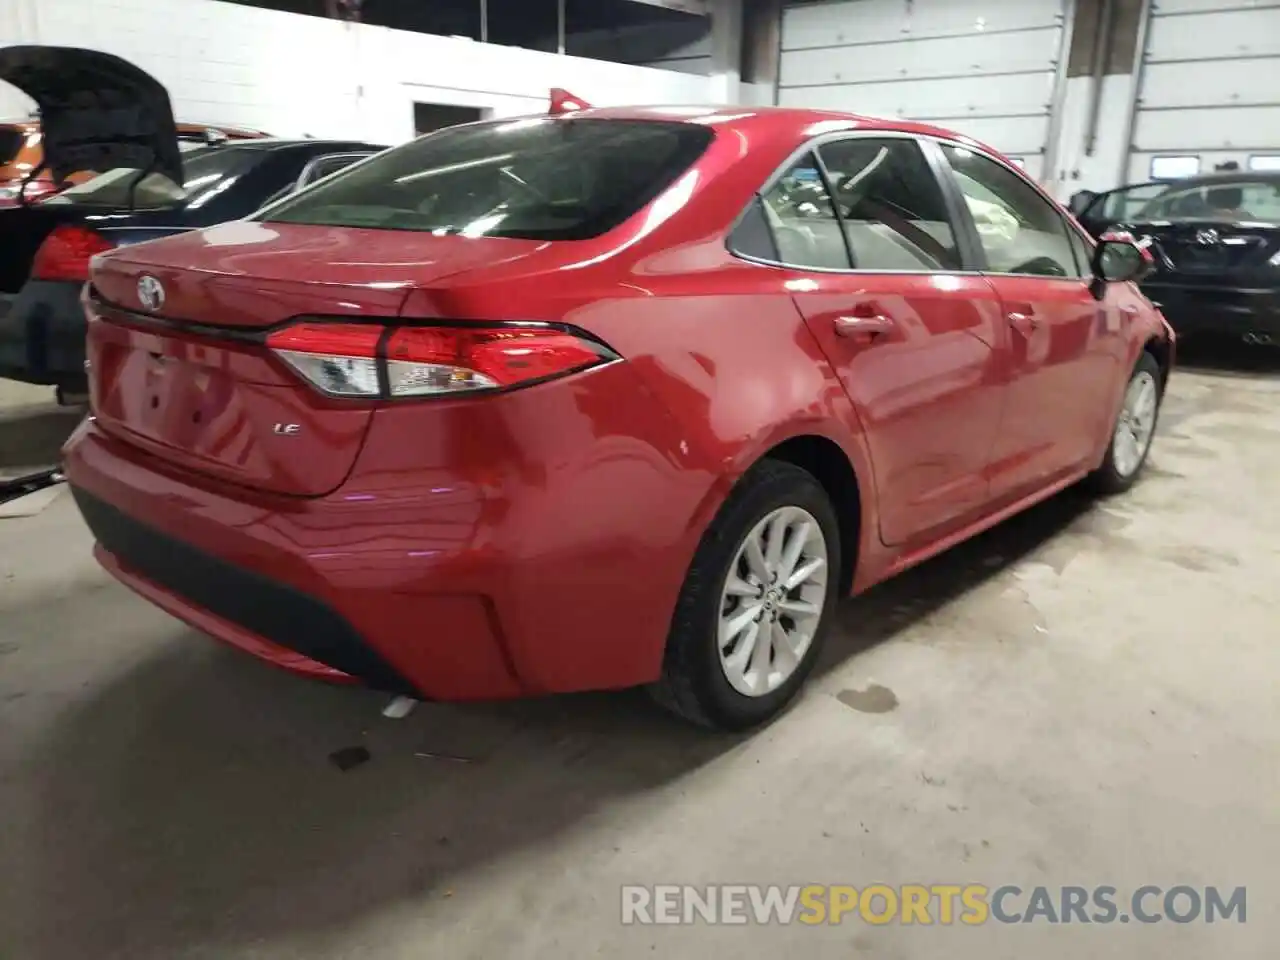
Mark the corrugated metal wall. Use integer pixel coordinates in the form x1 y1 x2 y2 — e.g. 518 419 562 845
1126 0 1280 181
777 0 1070 179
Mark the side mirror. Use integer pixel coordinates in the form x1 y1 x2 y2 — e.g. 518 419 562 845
1093 231 1154 283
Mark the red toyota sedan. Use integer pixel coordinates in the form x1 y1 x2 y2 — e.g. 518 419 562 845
63 105 1172 730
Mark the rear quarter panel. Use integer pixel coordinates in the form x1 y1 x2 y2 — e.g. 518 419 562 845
394 116 884 593
412 236 879 598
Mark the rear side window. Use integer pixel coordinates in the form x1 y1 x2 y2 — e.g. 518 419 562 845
818 138 960 270
260 118 714 240
729 196 781 262
42 146 262 208
757 152 850 270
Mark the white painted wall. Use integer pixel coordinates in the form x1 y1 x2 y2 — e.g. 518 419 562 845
1126 0 1280 183
0 0 723 144
1048 73 1135 200
777 0 1069 180
646 34 714 75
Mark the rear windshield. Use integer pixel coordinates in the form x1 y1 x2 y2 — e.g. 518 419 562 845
0 126 24 164
41 145 262 208
258 117 714 240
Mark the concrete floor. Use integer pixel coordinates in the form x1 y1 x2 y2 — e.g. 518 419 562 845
2 355 1278 959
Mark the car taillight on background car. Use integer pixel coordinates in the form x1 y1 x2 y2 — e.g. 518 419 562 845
0 178 58 207
31 225 116 281
266 321 617 398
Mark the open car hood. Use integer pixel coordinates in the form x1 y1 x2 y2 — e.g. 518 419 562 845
0 45 182 186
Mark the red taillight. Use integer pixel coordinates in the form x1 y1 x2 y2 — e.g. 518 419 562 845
266 321 616 399
0 178 58 207
31 225 116 282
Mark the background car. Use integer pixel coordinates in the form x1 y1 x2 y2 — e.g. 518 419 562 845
1071 172 1280 345
63 104 1172 731
0 117 271 208
0 45 385 399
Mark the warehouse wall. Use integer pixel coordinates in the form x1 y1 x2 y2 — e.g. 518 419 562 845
0 0 721 144
1125 0 1280 183
777 0 1071 183
774 0 1280 197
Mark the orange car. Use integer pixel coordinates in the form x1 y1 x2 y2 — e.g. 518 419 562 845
0 118 270 206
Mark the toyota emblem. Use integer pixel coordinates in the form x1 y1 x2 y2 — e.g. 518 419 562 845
1194 228 1220 247
137 275 165 312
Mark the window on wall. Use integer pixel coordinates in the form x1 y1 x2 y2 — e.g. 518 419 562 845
941 145 1077 278
817 138 960 271
413 103 485 136
1249 155 1280 173
1149 155 1200 181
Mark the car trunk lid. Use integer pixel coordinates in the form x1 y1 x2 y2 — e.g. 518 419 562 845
0 46 184 188
85 222 546 496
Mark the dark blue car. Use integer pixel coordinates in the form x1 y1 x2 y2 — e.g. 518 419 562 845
0 45 384 400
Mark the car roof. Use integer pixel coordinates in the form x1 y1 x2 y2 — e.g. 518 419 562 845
549 104 998 152
195 138 384 151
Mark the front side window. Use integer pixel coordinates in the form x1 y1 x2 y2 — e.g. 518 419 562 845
1066 225 1094 279
1136 179 1280 225
942 145 1077 278
757 152 849 269
260 118 713 241
818 138 960 271
1090 182 1171 223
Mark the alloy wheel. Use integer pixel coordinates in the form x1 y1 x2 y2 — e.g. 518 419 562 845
1113 370 1159 477
717 505 829 697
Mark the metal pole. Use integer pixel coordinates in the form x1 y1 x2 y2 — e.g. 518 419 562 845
1116 0 1153 185
1042 0 1078 192
479 0 488 42
557 0 566 54
1083 0 1116 157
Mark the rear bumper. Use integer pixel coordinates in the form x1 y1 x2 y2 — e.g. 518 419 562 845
0 279 89 388
73 486 415 692
1142 283 1280 340
62 365 701 699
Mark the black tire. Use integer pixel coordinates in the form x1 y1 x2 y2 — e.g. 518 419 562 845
649 459 842 731
1086 350 1163 495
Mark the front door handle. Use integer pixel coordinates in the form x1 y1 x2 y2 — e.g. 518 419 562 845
834 314 894 338
1007 311 1039 337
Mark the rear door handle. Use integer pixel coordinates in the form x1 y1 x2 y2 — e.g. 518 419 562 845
833 314 894 338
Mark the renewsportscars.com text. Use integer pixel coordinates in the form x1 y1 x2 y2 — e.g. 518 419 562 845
621 884 1247 926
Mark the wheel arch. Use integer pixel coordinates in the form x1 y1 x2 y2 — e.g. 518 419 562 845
762 434 864 592
1143 333 1173 395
